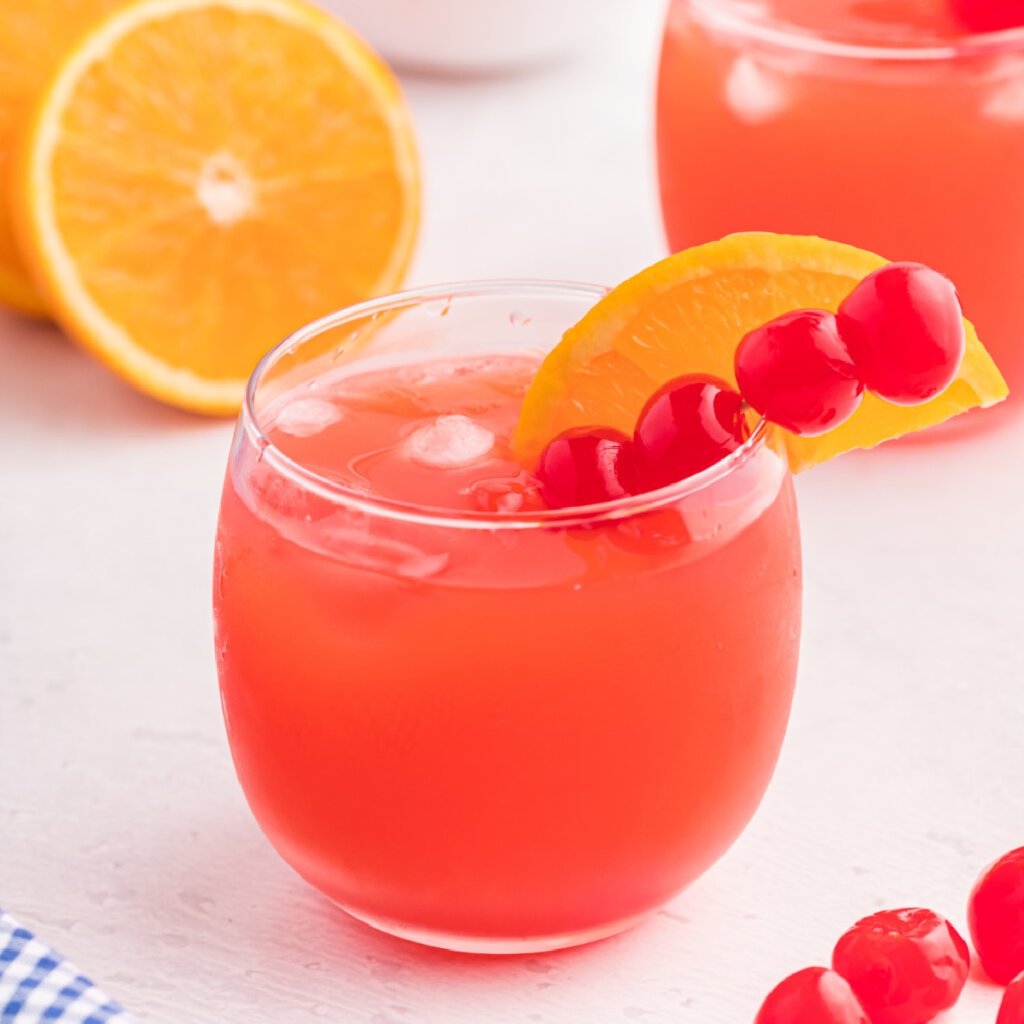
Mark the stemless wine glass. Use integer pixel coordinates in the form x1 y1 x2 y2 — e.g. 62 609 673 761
658 0 1024 405
213 282 802 953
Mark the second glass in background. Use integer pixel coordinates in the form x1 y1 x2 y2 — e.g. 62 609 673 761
658 0 1024 406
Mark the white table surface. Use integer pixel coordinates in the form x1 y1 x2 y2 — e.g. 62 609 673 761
2 3 1023 1021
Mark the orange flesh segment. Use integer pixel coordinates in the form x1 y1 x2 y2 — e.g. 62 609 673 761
14 0 419 413
514 234 1008 472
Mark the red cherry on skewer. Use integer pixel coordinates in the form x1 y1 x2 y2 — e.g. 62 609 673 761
969 846 1024 984
734 309 863 436
836 262 966 405
633 373 749 492
831 908 970 1024
536 426 635 509
755 967 870 1024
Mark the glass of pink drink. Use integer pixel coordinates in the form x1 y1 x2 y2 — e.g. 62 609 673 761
213 282 802 953
658 0 1024 406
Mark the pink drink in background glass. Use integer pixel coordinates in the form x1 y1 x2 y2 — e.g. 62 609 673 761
658 0 1024 408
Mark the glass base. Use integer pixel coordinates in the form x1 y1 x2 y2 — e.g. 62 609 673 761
334 901 652 954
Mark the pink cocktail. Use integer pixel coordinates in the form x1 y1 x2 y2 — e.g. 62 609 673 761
214 283 802 952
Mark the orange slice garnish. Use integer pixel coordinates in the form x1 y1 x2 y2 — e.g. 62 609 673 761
13 0 419 413
514 234 1008 472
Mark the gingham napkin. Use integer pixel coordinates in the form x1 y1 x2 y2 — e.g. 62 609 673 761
0 911 137 1023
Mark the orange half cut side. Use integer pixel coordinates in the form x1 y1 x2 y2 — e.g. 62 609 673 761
13 0 420 413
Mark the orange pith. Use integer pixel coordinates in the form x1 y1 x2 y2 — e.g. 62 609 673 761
13 0 419 413
514 233 1008 472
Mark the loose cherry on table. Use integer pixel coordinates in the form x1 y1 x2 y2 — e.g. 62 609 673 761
535 426 634 509
836 263 966 405
831 907 970 1024
633 374 748 491
754 967 869 1024
734 309 863 436
968 846 1024 984
998 972 1024 1024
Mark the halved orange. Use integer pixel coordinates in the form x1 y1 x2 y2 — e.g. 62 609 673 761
0 0 125 315
515 234 1008 472
13 0 419 413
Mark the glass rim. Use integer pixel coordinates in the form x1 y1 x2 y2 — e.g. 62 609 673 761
241 279 774 532
683 0 1024 61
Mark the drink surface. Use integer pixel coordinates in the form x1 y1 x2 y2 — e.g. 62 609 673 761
214 349 802 948
264 353 545 514
658 0 1024 399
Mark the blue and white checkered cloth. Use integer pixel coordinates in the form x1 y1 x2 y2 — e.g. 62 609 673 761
1 911 137 1024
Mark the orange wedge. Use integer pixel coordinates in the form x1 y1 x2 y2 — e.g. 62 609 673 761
515 234 1008 472
13 0 419 413
0 0 125 315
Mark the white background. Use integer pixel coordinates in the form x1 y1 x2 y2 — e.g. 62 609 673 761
2 3 1023 1021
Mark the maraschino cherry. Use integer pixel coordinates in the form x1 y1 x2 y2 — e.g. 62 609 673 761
633 374 748 491
755 967 869 1024
969 847 1024 984
536 427 634 509
949 0 1024 32
836 263 966 405
998 972 1024 1024
734 309 863 435
832 908 970 1024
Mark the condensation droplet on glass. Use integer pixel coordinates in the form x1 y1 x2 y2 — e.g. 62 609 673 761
331 327 360 363
424 297 453 318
